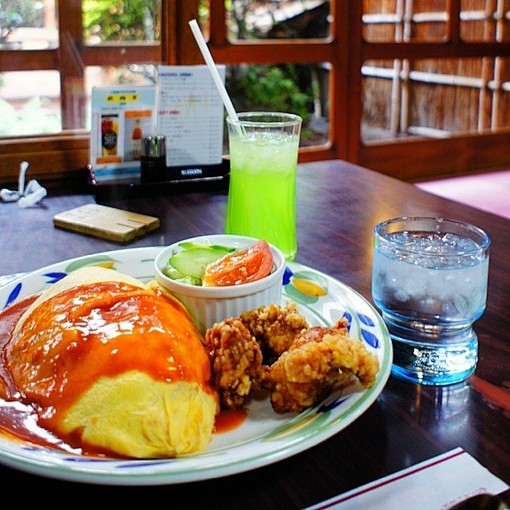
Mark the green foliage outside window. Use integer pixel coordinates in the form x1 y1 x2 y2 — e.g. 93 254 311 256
1 1 323 139
229 64 311 124
82 0 160 42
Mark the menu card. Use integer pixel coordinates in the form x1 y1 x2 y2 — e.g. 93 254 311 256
156 65 225 167
90 85 157 182
89 65 226 183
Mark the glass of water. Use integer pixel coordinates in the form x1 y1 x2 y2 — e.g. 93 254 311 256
371 216 490 385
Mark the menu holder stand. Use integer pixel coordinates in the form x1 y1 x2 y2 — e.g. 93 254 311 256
89 66 229 204
87 159 230 204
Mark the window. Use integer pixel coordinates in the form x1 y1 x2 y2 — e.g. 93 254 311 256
195 0 338 161
0 0 336 181
1 0 510 185
358 0 510 179
0 0 161 136
202 0 333 151
361 1 510 141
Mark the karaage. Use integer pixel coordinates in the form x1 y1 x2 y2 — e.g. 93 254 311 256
240 301 309 362
206 304 379 414
204 318 263 409
261 320 379 413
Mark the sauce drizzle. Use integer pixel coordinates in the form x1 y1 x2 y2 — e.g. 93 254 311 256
0 289 246 458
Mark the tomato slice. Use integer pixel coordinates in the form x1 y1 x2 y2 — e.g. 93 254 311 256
202 240 274 287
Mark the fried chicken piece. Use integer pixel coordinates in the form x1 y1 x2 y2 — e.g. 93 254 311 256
240 302 309 362
262 320 379 413
205 306 380 415
204 318 263 409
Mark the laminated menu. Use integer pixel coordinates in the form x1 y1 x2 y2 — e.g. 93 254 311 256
90 85 157 182
89 65 226 184
156 65 226 168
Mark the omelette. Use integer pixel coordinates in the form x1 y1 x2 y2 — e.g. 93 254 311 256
5 266 218 458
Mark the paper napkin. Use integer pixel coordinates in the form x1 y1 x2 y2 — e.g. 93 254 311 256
306 448 509 510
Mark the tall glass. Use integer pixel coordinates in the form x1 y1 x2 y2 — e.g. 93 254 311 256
225 112 302 261
371 217 490 386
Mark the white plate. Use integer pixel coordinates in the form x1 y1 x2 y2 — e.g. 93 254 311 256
0 247 392 486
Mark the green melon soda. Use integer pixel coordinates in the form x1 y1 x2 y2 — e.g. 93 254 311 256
225 113 301 261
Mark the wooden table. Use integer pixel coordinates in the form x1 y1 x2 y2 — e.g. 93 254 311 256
1 160 508 508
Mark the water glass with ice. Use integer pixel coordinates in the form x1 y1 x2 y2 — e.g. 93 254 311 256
371 216 490 385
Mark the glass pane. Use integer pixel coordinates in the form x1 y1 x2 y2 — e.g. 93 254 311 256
495 57 510 128
227 0 331 41
225 62 330 147
0 67 159 137
460 0 510 42
198 0 210 37
0 0 57 50
361 57 510 142
82 65 158 129
0 66 160 137
362 60 396 140
83 0 161 44
0 70 61 136
363 0 447 42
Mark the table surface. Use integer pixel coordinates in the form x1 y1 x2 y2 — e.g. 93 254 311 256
0 159 508 508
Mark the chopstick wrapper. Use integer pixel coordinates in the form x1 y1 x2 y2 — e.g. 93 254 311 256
306 448 509 510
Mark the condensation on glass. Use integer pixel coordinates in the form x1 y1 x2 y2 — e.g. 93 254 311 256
361 57 510 142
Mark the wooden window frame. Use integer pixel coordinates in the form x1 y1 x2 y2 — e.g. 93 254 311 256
1 1 510 187
357 1 510 180
0 0 166 185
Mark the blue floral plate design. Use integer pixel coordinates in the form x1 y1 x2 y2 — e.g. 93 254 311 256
0 247 392 486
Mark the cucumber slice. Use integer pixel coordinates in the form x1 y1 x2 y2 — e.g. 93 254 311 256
173 274 202 286
178 241 236 252
162 263 201 285
162 266 186 280
168 246 233 280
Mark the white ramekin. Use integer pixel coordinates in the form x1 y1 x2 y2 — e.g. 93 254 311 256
154 234 286 334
